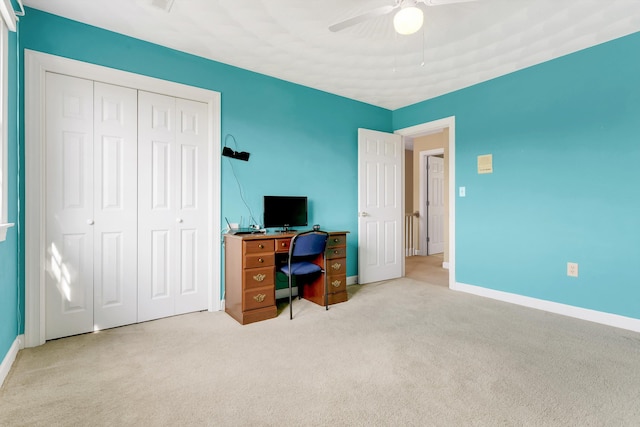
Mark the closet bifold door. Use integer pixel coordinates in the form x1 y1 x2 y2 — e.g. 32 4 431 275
92 82 138 331
44 74 139 340
137 91 209 322
45 72 95 340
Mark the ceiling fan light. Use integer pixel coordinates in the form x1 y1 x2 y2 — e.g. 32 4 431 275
393 6 424 35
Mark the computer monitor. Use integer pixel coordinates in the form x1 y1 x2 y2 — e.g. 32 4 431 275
263 196 308 232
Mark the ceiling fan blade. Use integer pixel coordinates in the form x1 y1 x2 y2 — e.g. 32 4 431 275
421 0 477 5
329 5 398 32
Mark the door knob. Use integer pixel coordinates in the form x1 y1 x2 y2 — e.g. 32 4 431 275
176 218 183 223
87 219 94 225
359 212 369 217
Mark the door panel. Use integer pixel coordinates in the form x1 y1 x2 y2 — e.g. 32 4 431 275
152 141 171 209
138 93 209 319
358 128 403 284
174 98 208 314
93 82 138 330
427 156 445 254
180 228 197 294
151 229 171 298
138 91 177 321
45 72 94 340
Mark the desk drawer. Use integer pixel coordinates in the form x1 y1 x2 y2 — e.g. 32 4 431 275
327 275 347 294
243 286 275 311
244 240 274 254
245 253 274 269
326 247 346 259
327 258 346 275
327 234 346 248
244 266 275 290
275 238 291 253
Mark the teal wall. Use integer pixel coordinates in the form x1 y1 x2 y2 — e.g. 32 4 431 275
0 28 19 361
18 9 391 276
2 6 391 361
393 32 640 319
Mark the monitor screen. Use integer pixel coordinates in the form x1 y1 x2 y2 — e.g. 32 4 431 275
263 196 308 231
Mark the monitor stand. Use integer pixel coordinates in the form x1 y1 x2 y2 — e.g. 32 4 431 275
277 226 295 233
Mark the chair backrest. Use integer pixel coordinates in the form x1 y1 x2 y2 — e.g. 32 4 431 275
289 231 329 258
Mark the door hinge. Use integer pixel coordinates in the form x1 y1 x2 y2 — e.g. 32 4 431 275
426 237 430 242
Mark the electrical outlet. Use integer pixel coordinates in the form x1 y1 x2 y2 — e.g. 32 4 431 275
567 262 579 278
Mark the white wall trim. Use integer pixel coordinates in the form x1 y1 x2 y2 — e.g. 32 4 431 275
347 275 358 285
24 50 222 347
0 17 11 242
395 116 456 289
452 282 640 333
0 0 16 32
442 262 449 270
0 335 23 388
0 222 13 241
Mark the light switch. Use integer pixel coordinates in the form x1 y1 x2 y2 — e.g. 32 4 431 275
459 187 466 197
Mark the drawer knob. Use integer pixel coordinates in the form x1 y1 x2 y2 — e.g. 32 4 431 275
333 238 340 243
253 273 266 282
258 244 264 249
253 293 266 303
331 280 342 288
333 250 339 254
258 258 264 263
281 242 286 247
331 262 342 270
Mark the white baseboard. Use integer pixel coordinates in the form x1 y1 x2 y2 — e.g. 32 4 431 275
347 275 358 285
219 299 225 311
1 335 24 388
442 262 449 270
452 282 640 333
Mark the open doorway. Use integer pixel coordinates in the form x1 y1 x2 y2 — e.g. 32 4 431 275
395 117 455 288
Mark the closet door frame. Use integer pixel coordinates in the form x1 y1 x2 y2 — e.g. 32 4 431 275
24 50 222 347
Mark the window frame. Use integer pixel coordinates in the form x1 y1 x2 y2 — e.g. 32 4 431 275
0 0 16 242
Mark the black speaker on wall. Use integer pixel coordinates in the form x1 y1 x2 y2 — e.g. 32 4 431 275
222 146 250 161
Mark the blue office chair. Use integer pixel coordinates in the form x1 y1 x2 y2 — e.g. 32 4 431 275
280 230 329 319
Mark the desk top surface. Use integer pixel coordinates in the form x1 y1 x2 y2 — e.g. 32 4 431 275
224 230 349 241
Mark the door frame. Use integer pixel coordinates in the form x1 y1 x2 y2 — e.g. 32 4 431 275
419 149 444 256
395 116 455 287
24 50 222 347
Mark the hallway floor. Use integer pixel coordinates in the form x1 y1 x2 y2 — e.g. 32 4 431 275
404 253 449 287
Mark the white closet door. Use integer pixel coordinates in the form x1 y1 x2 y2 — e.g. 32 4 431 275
137 92 209 321
138 91 179 321
174 98 209 315
93 82 138 330
45 73 95 340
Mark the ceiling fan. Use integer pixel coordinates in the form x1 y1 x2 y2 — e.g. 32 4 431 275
329 0 478 35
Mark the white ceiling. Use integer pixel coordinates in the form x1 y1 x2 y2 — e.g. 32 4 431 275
22 0 640 110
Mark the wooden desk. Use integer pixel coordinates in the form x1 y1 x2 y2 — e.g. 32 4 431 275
224 231 348 325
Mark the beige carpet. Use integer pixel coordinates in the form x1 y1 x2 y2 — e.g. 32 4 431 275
2 277 640 426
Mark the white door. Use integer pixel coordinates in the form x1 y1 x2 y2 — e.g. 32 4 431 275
45 75 140 339
92 82 138 330
357 128 403 284
427 156 445 254
137 92 209 321
174 98 209 315
45 72 95 340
